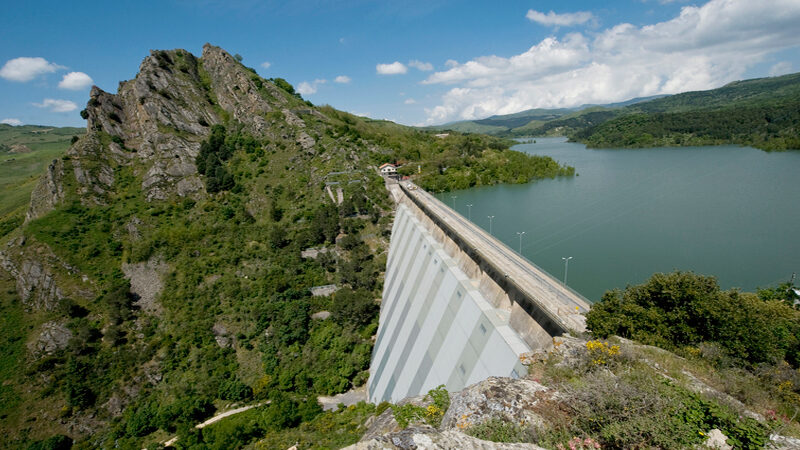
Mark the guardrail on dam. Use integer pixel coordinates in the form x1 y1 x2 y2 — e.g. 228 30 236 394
367 182 590 403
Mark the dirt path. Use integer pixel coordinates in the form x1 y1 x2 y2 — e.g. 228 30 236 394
162 402 265 447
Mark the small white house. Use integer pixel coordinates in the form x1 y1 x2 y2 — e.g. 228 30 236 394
379 163 398 176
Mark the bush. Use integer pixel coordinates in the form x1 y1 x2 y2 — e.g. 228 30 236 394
331 287 378 329
586 271 800 368
467 417 535 443
393 385 449 428
218 378 253 401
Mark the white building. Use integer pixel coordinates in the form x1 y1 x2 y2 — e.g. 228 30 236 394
379 163 398 176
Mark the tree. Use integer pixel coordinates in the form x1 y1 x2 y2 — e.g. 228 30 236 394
331 287 378 329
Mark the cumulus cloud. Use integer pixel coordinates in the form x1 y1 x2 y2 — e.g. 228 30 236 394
33 99 77 113
376 61 408 75
1 118 23 126
296 79 327 95
424 0 800 124
769 61 793 77
260 61 271 69
334 75 351 83
0 57 64 82
408 60 433 71
526 9 594 27
404 98 417 104
58 72 93 90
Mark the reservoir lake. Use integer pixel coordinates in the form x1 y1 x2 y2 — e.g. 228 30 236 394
435 138 800 302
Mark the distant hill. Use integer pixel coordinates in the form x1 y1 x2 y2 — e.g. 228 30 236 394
577 72 800 150
427 96 663 136
0 124 84 228
427 72 800 150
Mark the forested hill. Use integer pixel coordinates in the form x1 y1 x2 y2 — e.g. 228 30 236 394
0 44 572 448
575 72 800 150
429 72 800 150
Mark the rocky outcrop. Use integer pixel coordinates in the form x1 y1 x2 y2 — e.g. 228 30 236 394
0 237 94 311
28 321 72 356
349 427 547 450
441 377 550 431
122 257 168 313
25 158 65 222
353 378 552 450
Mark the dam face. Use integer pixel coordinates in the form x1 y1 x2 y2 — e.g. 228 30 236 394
368 202 530 403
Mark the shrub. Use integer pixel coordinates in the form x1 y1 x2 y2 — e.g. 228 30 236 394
467 417 535 443
586 271 800 368
393 385 449 428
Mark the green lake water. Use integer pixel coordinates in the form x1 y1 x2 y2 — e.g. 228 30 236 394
436 138 800 302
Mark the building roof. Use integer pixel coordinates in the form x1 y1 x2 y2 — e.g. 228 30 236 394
379 163 397 169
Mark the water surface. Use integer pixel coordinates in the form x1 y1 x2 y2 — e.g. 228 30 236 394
437 138 800 301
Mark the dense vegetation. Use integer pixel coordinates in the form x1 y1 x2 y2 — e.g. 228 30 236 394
316 107 575 192
577 103 800 150
586 271 800 367
585 272 800 436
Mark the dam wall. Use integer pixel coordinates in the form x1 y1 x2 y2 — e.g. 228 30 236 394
368 202 530 403
367 183 590 403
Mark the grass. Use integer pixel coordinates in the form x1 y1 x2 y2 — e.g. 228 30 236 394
0 125 82 219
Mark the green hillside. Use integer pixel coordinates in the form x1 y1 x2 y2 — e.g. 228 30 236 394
0 124 84 232
0 45 574 449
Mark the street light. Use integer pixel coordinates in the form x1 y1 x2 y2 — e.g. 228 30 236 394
466 204 473 221
516 231 526 254
562 256 573 286
487 215 495 235
451 195 457 209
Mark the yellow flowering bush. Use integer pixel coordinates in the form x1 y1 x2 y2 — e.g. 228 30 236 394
586 340 620 366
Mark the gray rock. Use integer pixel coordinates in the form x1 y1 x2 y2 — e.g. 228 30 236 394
122 257 168 313
347 427 546 449
25 158 64 222
769 434 800 449
29 321 72 356
311 311 331 320
704 429 732 449
441 377 550 431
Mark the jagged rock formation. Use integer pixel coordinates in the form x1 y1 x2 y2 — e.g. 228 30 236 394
351 378 551 450
11 43 309 315
0 236 93 311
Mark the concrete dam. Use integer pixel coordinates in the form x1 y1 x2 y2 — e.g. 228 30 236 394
367 183 591 403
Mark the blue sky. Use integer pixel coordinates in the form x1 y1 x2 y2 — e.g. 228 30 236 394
2 0 799 127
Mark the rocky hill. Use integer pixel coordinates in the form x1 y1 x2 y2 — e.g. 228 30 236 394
0 44 572 448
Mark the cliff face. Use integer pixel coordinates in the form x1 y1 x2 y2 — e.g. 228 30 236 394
13 44 306 308
25 44 304 220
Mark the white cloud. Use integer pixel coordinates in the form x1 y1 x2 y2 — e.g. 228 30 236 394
445 59 459 68
296 82 316 95
408 60 433 71
526 9 594 27
404 98 417 104
58 72 93 90
334 75 351 83
1 118 23 126
260 61 271 69
769 61 793 77
0 57 64 82
376 61 408 75
33 99 78 113
424 0 800 124
296 79 327 95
